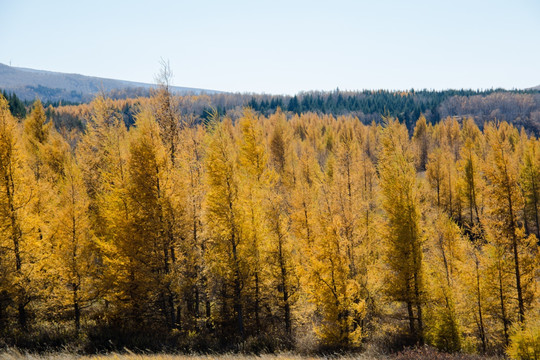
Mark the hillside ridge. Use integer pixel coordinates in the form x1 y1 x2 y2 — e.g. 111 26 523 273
0 63 219 102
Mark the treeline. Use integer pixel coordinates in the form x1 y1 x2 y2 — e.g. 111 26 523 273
1 89 26 118
41 89 540 136
0 89 538 357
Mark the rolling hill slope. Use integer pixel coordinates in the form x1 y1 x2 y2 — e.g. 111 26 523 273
0 63 219 102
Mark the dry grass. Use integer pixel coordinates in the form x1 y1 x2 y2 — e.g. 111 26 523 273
0 348 505 360
0 350 383 360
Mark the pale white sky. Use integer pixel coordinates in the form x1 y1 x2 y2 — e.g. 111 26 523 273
1 0 539 94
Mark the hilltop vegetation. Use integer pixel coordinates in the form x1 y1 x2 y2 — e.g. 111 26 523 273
0 81 538 358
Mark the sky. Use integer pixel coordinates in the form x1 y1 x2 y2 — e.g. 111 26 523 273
1 0 539 95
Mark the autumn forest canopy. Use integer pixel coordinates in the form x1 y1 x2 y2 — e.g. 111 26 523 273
0 83 539 357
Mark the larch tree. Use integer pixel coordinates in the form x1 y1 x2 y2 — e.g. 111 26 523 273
77 95 126 236
424 214 466 352
457 137 485 237
305 126 367 347
96 136 142 326
152 59 180 166
355 124 384 329
289 141 320 249
76 96 137 326
288 134 322 339
439 117 463 162
237 109 272 335
483 236 515 346
426 144 459 219
520 137 540 238
483 122 536 326
176 122 208 331
22 100 65 315
205 117 246 341
0 95 34 330
426 147 446 209
412 114 430 171
51 155 96 335
379 118 425 344
266 111 297 340
126 108 178 329
265 185 297 340
151 62 184 329
461 239 490 353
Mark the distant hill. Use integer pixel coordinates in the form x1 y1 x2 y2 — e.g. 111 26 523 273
0 63 219 103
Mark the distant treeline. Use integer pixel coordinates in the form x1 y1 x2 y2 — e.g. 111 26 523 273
1 89 26 118
43 88 540 134
4 87 540 135
1 88 83 118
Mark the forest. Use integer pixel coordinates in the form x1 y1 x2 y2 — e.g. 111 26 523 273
0 82 539 359
8 87 538 136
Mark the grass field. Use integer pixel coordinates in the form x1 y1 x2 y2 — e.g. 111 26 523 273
0 350 507 360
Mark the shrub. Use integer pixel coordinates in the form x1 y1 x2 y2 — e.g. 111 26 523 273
433 308 462 353
507 318 540 360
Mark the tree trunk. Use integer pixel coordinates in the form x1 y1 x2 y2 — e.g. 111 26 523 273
498 261 509 346
278 232 291 337
505 183 525 323
73 289 80 336
474 256 487 353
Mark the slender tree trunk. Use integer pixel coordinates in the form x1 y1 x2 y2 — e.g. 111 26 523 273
277 231 291 336
303 200 311 244
408 200 423 344
413 271 424 345
73 288 80 336
531 173 540 238
505 183 525 323
176 305 182 330
474 256 487 353
6 171 27 330
469 156 480 224
406 296 416 339
439 236 451 286
254 271 261 334
205 299 211 329
469 185 474 224
232 234 244 340
436 179 440 207
497 260 509 346
448 168 453 217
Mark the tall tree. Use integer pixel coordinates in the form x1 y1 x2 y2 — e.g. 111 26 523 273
152 59 180 166
0 95 33 330
412 114 430 171
520 137 540 238
483 123 531 324
205 117 246 341
457 136 484 235
51 155 96 335
176 121 208 331
266 111 297 340
127 108 177 329
237 110 271 335
424 214 465 352
379 118 425 343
